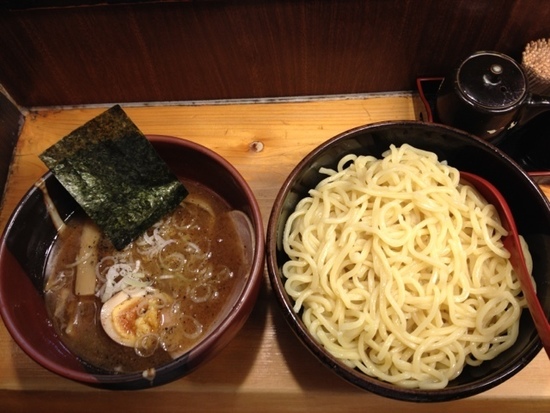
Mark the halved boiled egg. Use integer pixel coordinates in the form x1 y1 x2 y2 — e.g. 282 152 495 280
100 289 173 349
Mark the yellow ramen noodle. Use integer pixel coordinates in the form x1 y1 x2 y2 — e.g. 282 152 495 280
282 144 531 389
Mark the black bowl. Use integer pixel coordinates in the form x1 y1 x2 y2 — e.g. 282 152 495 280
266 121 550 402
0 135 265 389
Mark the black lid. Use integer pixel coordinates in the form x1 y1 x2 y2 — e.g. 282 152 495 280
457 51 527 111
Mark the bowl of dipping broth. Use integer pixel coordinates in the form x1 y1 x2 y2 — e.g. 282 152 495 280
266 121 550 402
0 135 265 389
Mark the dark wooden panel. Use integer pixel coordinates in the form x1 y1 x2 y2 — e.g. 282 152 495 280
0 92 23 198
0 0 549 107
0 0 161 9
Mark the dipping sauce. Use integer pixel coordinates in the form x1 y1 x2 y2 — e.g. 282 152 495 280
44 180 250 373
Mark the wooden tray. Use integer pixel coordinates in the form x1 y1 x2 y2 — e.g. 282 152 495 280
1 95 549 412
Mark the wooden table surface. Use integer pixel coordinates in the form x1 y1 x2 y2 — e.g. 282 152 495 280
1 95 549 412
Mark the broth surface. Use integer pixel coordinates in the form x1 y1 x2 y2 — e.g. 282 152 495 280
44 180 248 373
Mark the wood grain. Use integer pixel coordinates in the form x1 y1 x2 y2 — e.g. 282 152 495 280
1 95 549 412
0 92 22 197
1 0 550 106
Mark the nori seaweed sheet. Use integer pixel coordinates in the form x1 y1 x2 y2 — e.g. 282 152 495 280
39 105 188 250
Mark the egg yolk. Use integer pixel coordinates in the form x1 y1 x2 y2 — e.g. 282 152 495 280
110 296 161 346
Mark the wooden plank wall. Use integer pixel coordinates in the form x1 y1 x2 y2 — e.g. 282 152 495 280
0 0 549 107
0 92 23 201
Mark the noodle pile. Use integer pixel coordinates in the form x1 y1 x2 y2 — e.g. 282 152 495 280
282 144 531 389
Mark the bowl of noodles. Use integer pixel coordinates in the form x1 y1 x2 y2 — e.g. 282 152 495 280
266 121 550 402
0 135 265 389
